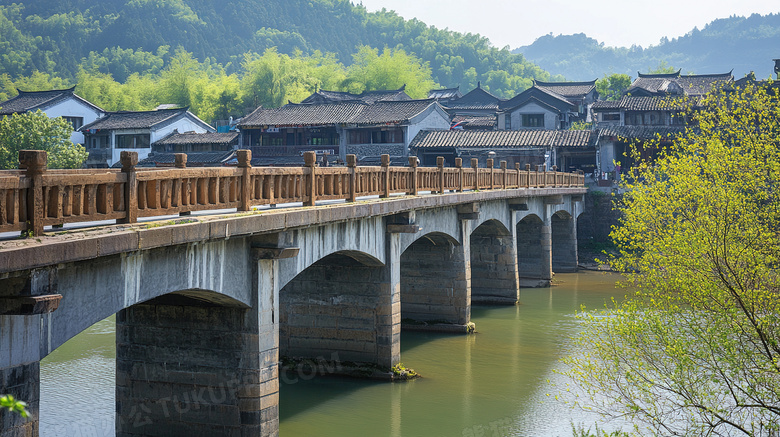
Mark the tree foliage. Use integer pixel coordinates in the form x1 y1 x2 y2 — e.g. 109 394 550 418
344 46 436 99
0 395 28 418
0 111 87 169
0 0 559 99
560 82 780 436
595 73 631 101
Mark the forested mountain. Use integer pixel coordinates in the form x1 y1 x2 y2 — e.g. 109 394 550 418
515 13 780 81
0 0 558 99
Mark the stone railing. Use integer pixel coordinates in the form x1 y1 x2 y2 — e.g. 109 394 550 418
0 150 584 236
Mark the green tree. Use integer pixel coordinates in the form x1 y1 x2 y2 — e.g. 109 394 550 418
595 73 631 100
646 60 677 74
344 46 438 99
0 110 87 169
560 82 780 435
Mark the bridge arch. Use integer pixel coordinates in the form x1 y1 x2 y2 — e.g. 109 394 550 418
275 217 387 290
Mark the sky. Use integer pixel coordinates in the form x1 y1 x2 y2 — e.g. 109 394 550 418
356 0 780 49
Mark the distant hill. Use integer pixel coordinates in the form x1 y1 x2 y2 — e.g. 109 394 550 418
515 13 780 81
0 0 559 98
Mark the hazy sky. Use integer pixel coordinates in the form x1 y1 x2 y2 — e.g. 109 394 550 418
357 0 779 48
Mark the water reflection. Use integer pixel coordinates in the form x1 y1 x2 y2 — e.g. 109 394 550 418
39 272 626 436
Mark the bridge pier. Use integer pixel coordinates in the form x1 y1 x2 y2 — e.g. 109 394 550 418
470 220 520 304
516 215 551 287
279 237 401 369
115 290 276 436
0 324 41 437
552 212 579 273
400 232 471 328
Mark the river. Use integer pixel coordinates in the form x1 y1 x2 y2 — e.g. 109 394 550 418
40 271 626 436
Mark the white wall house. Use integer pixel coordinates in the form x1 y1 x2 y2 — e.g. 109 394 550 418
0 87 105 145
81 108 215 168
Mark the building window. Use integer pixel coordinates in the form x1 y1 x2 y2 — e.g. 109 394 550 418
63 116 83 130
602 113 620 121
348 128 403 144
521 114 544 128
505 115 511 130
115 134 151 149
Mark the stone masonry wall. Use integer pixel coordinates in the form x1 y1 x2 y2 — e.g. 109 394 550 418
279 254 388 365
576 190 622 252
552 214 578 273
116 295 276 437
516 217 544 280
400 237 470 324
470 227 519 304
0 363 39 437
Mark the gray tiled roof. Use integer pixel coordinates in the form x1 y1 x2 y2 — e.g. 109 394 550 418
452 115 496 128
592 96 691 112
81 108 211 131
239 100 440 128
349 99 438 125
444 85 503 110
534 80 597 98
300 87 411 104
628 71 733 97
428 87 462 100
0 87 104 115
135 151 235 167
239 102 364 127
153 131 239 146
409 129 596 149
499 86 576 112
598 125 687 140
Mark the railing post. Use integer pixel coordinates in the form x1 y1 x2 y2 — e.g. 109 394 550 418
471 158 479 191
175 153 192 216
381 154 390 198
487 158 494 190
552 165 558 187
238 149 252 211
455 158 463 192
525 164 531 188
539 164 546 188
347 154 357 202
304 151 317 206
119 151 138 224
500 160 507 189
408 156 418 196
515 162 521 188
19 150 46 237
437 156 445 194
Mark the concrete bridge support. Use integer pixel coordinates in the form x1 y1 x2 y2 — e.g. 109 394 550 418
400 233 470 326
552 212 578 273
0 319 41 437
115 290 277 436
470 220 520 304
279 251 400 368
516 215 551 287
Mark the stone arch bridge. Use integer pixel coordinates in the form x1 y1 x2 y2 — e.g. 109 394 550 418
0 151 585 436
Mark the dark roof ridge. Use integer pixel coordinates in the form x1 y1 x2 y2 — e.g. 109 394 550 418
16 86 77 94
534 79 597 86
109 107 188 115
679 71 733 78
637 70 682 78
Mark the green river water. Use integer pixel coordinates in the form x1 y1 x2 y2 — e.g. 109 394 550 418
40 271 626 436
